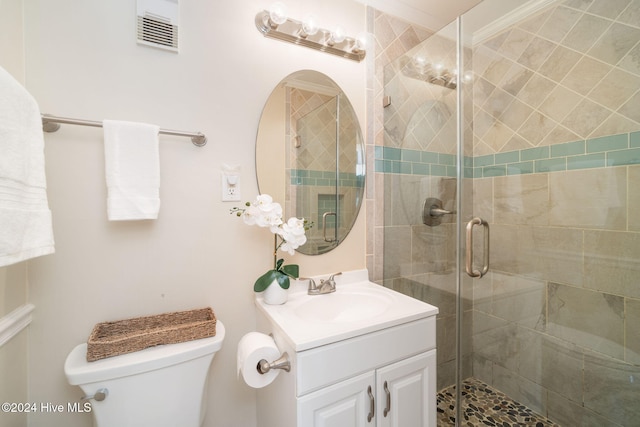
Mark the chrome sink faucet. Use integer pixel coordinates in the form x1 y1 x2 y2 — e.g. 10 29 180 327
307 272 342 295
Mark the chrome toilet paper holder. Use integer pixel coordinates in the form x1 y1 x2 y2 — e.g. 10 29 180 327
257 352 291 374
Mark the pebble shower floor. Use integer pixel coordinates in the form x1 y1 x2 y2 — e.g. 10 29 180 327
437 378 560 426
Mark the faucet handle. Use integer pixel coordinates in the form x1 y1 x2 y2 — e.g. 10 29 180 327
303 277 320 295
329 272 342 281
321 272 342 293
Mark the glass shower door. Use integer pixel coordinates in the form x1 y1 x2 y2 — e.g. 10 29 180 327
460 0 640 425
382 0 640 425
381 16 476 424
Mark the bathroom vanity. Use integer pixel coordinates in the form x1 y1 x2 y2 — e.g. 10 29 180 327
255 269 439 427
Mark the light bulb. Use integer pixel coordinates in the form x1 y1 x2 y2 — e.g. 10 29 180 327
352 31 368 53
301 14 319 37
328 25 346 45
268 2 288 27
412 55 428 72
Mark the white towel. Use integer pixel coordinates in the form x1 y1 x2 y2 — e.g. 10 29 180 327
0 66 55 267
103 120 160 220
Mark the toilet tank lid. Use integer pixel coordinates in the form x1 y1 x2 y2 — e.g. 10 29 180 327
64 320 225 385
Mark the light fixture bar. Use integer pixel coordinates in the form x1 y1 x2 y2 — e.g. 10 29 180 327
255 11 366 62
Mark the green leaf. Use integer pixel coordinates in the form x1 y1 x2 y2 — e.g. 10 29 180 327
276 272 290 289
280 264 299 279
275 258 284 270
254 269 278 292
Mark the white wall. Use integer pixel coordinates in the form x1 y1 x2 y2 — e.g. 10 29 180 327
0 1 30 426
21 1 367 426
0 0 25 82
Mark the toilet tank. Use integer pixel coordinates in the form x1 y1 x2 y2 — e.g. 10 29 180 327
65 321 225 427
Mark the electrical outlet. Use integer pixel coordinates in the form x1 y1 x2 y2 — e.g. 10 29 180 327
221 172 241 202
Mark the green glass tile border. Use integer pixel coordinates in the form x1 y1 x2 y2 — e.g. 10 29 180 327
567 153 606 170
291 169 363 187
373 146 460 177
551 140 584 157
521 146 549 161
536 158 566 173
587 134 628 153
608 148 640 166
374 131 639 178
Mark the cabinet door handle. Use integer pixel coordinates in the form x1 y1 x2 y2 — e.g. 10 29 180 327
383 381 391 417
465 217 490 278
367 385 375 422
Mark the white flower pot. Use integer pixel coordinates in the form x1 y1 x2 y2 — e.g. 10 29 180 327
262 280 288 305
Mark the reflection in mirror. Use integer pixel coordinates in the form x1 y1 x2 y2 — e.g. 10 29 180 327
256 70 365 255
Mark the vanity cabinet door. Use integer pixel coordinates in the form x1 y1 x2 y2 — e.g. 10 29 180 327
376 350 437 427
297 371 376 427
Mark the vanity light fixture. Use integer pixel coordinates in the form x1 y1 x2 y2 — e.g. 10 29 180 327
403 55 458 89
255 3 366 62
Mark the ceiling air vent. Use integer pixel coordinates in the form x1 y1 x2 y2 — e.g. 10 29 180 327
136 0 179 53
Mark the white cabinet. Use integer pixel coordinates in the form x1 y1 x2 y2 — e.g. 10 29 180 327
256 315 438 427
298 371 375 427
297 351 436 427
376 351 436 427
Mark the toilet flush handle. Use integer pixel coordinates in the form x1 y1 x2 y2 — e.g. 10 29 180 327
82 388 109 402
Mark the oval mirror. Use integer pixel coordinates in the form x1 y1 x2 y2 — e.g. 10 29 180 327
256 70 365 255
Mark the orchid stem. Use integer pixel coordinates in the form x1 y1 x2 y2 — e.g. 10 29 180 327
273 234 278 269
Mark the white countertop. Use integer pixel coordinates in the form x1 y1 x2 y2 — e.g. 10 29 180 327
255 269 439 351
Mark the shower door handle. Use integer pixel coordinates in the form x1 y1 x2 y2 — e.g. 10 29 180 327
465 217 489 278
322 212 336 242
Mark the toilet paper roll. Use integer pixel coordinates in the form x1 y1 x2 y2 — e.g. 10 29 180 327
237 332 282 388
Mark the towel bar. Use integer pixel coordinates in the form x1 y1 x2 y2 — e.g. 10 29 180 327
41 114 207 147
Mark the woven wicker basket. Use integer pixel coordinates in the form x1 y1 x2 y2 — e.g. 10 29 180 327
86 307 216 362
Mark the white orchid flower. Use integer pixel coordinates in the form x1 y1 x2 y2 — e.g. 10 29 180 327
255 194 274 211
240 204 261 226
231 194 307 277
256 204 283 229
278 217 307 254
231 194 311 289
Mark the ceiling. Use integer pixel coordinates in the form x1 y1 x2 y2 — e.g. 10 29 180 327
354 0 484 31
355 0 534 35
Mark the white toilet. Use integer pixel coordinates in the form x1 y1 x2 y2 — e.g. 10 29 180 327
64 321 225 427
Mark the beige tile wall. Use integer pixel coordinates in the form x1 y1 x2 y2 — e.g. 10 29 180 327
367 9 434 282
472 1 640 424
474 0 640 154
